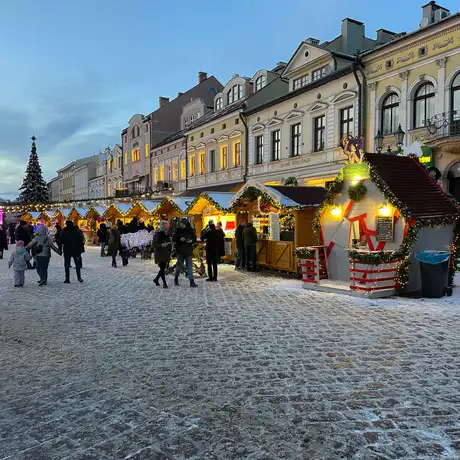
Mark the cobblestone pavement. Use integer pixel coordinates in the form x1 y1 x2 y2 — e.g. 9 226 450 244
1 247 460 459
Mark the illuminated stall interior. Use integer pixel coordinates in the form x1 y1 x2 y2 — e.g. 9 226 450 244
85 206 107 244
127 200 162 227
102 203 133 225
155 197 188 222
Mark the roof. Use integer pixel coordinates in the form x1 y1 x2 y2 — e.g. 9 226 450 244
365 153 459 220
268 186 326 207
74 155 98 170
137 200 163 213
180 182 244 197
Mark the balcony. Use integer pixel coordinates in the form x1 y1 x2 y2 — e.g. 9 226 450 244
426 111 460 154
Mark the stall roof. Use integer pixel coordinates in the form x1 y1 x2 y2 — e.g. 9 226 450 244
186 192 235 214
28 211 41 219
169 197 189 212
365 153 459 219
86 206 106 217
268 186 326 207
138 200 163 213
181 182 244 197
72 207 88 218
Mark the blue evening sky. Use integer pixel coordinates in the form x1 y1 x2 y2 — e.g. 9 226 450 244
0 0 457 199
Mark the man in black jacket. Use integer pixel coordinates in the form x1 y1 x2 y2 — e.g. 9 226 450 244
15 220 33 268
243 221 258 272
60 220 84 283
173 218 198 287
234 220 246 270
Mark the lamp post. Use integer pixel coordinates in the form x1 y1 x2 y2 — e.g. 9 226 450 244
394 124 405 155
374 130 384 153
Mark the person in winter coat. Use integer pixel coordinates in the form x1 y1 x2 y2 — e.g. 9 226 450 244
107 224 121 268
216 222 226 263
15 221 33 269
8 241 32 287
234 220 246 270
0 224 8 259
26 225 61 285
201 223 219 281
173 218 198 287
54 223 62 249
152 220 172 288
97 223 108 256
60 220 84 283
243 221 258 272
8 222 16 244
128 217 139 234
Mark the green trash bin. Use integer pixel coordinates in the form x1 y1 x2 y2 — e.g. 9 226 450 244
416 251 452 298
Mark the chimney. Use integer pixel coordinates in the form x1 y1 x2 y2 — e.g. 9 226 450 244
341 18 365 54
198 72 207 84
376 29 397 45
177 92 184 97
159 97 169 108
305 37 320 46
421 1 450 27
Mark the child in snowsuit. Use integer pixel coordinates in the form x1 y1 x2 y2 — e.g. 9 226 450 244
8 241 32 287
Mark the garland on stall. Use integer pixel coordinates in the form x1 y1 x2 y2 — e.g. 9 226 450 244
394 223 420 290
312 173 344 245
348 249 401 265
230 186 278 211
294 247 315 259
348 182 367 202
450 219 460 286
185 192 230 214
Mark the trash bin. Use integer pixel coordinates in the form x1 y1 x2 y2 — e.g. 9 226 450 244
415 251 452 298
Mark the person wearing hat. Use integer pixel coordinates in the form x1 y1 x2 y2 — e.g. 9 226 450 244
60 220 84 283
172 217 198 287
8 241 32 287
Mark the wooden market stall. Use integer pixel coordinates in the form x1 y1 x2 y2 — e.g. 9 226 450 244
22 211 51 228
67 207 93 243
228 179 326 272
155 196 189 221
84 206 107 244
51 208 73 228
102 202 133 225
296 151 460 297
126 200 162 228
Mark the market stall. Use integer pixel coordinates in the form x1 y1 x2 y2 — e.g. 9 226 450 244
102 202 133 225
66 207 93 243
126 200 162 228
228 180 326 272
156 197 189 222
296 150 459 297
22 211 50 228
51 208 73 228
84 206 107 244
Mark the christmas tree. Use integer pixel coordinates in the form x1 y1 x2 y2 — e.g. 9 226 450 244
18 136 49 203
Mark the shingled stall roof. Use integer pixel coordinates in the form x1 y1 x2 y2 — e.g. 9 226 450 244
269 186 326 207
365 153 459 220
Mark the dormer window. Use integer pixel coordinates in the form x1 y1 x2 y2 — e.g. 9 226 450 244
312 66 328 82
255 75 266 91
228 84 243 104
293 75 308 90
215 97 223 110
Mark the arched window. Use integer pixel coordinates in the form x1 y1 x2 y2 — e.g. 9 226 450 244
381 93 400 135
452 73 460 114
215 97 223 110
227 89 233 105
255 75 266 91
414 83 435 128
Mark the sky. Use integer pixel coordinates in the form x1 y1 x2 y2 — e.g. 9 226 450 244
0 0 458 200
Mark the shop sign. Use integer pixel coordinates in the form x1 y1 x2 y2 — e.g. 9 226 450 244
418 147 434 168
376 216 394 242
343 163 370 181
269 213 280 241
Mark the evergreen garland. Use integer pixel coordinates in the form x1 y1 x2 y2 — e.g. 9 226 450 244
294 247 315 258
18 137 49 203
284 177 298 186
348 182 367 202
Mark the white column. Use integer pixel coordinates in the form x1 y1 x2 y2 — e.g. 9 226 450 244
399 71 409 145
368 82 377 151
436 57 447 114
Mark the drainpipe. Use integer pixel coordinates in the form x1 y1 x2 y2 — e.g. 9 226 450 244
239 110 249 182
352 57 367 139
185 135 188 193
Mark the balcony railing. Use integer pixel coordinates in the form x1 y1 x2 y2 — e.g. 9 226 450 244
426 110 460 141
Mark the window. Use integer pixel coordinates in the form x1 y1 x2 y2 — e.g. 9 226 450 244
221 146 228 169
211 128 215 134
419 46 427 57
199 152 205 174
227 89 233 104
200 132 204 138
190 156 196 176
113 158 117 169
255 135 264 164
132 125 140 138
233 142 241 167
145 144 149 158
293 75 308 90
209 149 216 173
123 135 127 143
107 159 112 172
160 165 165 181
231 84 243 102
385 60 393 70
215 97 223 110
235 118 239 125
154 167 158 184
314 115 325 152
222 123 226 129
312 66 328 82
131 148 141 162
381 93 400 135
414 83 435 128
255 75 266 91
190 136 194 141
452 73 460 114
167 164 171 182
172 161 178 181
180 160 186 180
124 153 128 165
291 123 301 157
145 124 149 132
340 106 354 140
271 130 280 161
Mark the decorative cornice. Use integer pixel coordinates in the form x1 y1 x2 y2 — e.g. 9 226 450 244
436 56 447 69
397 52 414 64
433 37 454 51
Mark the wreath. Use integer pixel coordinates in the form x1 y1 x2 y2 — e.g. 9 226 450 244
348 182 367 202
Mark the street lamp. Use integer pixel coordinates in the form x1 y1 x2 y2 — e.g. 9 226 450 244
394 124 405 154
374 130 384 153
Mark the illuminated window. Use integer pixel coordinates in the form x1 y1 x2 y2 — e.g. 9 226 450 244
172 161 178 181
154 167 158 184
199 152 205 174
221 145 228 169
145 144 149 158
180 160 186 180
233 142 241 167
108 183 111 196
107 160 111 172
131 149 140 162
160 165 165 181
190 156 196 176
113 158 117 170
124 153 128 165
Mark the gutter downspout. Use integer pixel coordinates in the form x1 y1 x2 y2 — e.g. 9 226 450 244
185 135 188 193
352 57 367 139
239 110 249 182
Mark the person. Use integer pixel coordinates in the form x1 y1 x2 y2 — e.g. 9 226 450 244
15 220 33 269
107 224 121 268
8 241 32 287
97 223 108 256
54 223 62 248
201 223 219 282
8 222 16 244
26 225 61 286
147 224 154 233
152 220 171 288
75 224 85 269
128 217 139 234
216 222 226 263
60 220 84 283
235 220 246 270
0 224 8 259
26 222 35 241
173 217 198 287
243 221 258 272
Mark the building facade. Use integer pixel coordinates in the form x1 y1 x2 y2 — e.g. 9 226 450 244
88 153 106 199
105 145 123 197
57 162 76 202
74 156 98 201
47 177 60 203
363 1 460 199
244 19 393 187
